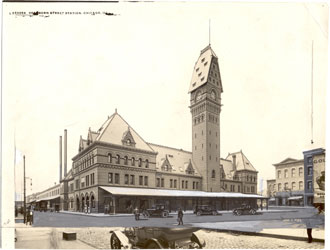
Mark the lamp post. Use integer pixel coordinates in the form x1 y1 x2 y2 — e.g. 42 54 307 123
23 156 26 223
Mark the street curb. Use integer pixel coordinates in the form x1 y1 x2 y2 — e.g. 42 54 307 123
208 229 325 243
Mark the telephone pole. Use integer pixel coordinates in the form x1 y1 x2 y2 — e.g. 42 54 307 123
23 155 26 224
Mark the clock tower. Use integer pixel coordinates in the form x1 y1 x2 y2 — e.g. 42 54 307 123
189 45 223 192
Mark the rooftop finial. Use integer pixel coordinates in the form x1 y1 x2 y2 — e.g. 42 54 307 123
209 19 211 46
115 108 117 113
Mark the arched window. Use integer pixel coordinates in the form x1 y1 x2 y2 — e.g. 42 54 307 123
291 168 295 177
284 169 288 178
108 154 112 163
145 159 149 168
278 183 282 191
299 167 303 177
124 156 128 165
116 154 120 164
299 181 303 190
292 182 296 190
277 170 281 179
131 157 135 166
126 139 131 146
138 158 142 167
211 170 216 178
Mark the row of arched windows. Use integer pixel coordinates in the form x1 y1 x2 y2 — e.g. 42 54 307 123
277 167 303 179
76 154 94 172
107 153 149 168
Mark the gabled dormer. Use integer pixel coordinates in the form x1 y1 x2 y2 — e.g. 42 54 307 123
121 126 136 147
161 155 172 172
79 136 84 152
185 160 195 175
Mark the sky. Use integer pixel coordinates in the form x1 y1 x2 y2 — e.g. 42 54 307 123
2 2 328 202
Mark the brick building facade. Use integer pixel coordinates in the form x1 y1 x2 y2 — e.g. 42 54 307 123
28 44 262 213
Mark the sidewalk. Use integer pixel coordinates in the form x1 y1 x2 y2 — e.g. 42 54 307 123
190 220 325 242
15 227 95 249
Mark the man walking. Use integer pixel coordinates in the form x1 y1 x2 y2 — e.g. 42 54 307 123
134 207 140 221
177 208 183 225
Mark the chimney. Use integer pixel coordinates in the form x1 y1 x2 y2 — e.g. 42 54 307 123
59 136 62 182
232 154 236 171
64 129 67 177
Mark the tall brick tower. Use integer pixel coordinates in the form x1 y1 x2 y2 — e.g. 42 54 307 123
189 45 223 192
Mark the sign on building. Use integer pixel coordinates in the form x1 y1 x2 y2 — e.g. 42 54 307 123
313 154 325 204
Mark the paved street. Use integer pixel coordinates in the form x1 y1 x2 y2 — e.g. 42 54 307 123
15 227 324 249
31 207 324 229
15 207 324 249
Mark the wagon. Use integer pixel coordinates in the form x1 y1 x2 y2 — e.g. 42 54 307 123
110 227 205 249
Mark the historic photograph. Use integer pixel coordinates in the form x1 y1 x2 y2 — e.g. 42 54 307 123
1 1 328 249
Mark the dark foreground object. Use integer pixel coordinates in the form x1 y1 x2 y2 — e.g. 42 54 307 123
110 227 205 249
63 232 77 241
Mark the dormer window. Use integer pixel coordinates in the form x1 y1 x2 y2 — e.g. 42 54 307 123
108 153 112 163
138 158 142 167
165 165 169 171
145 159 149 168
116 154 120 164
122 127 136 147
124 156 128 165
131 157 135 166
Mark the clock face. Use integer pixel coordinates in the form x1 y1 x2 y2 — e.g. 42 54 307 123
196 91 202 101
211 90 216 100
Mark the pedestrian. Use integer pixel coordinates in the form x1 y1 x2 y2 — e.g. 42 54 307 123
26 209 30 225
29 209 34 225
134 207 140 220
177 208 183 225
303 217 314 243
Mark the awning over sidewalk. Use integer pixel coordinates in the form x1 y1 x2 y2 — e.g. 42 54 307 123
269 198 275 201
36 194 60 202
288 196 303 201
100 186 266 199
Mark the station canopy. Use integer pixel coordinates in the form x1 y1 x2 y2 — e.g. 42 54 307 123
100 186 266 199
288 196 303 200
36 194 60 202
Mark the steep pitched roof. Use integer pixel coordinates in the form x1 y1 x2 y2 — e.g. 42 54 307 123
188 45 223 93
220 158 235 179
95 112 154 152
148 143 201 177
226 151 257 172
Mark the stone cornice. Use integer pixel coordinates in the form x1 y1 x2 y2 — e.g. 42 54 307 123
97 163 157 173
155 171 202 179
73 141 157 161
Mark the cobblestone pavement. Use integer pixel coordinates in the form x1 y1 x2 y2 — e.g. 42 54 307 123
55 227 324 249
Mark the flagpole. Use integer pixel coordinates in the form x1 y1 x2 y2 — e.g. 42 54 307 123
311 40 314 144
23 155 26 224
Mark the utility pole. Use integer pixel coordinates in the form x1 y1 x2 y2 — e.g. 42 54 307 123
23 155 26 224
